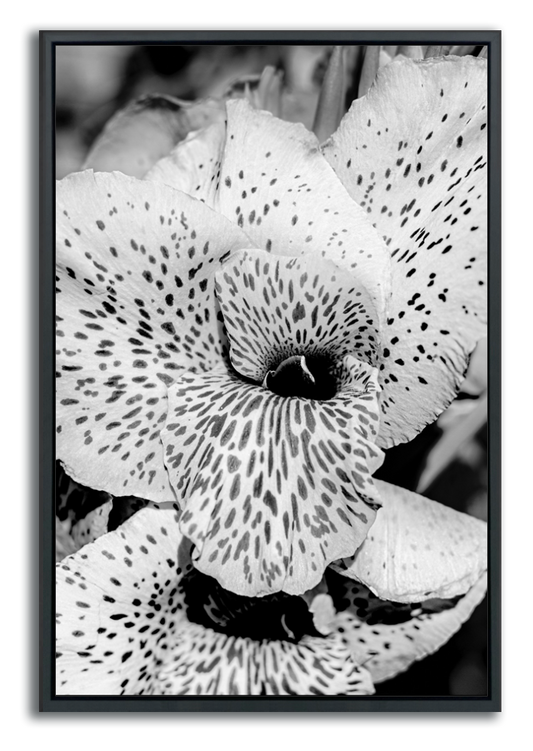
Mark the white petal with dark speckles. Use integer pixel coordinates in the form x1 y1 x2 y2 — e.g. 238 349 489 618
324 57 487 447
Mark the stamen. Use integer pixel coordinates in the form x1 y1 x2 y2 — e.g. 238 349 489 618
299 355 315 381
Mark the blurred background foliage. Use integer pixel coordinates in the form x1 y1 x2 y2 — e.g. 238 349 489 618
55 44 489 697
56 45 330 177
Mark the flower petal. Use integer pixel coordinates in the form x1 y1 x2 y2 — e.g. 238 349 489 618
56 170 251 501
147 99 392 320
215 248 381 382
56 505 184 695
83 94 227 178
56 465 113 559
145 121 227 207
334 480 487 602
162 360 383 597
57 461 111 518
159 623 374 696
325 570 487 683
56 518 78 561
69 500 112 549
323 57 487 446
56 506 373 695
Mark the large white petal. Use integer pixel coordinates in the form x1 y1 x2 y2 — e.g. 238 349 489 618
148 99 392 324
335 480 487 602
324 56 487 446
57 170 251 501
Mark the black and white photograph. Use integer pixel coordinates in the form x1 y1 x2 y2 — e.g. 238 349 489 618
45 36 496 705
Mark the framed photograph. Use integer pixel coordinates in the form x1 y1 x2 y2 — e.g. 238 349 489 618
40 30 501 712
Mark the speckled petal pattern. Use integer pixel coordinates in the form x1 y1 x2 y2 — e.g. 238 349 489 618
56 507 373 696
215 249 381 382
56 171 251 502
159 622 374 696
323 570 487 684
323 56 487 447
145 121 226 207
148 99 392 321
162 358 383 597
334 480 487 602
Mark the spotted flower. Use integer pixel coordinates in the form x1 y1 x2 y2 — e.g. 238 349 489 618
56 55 487 694
56 479 486 695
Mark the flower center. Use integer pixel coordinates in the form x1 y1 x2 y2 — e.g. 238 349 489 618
182 569 322 642
262 354 337 400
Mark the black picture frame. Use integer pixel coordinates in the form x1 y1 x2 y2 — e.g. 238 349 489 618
17 19 509 732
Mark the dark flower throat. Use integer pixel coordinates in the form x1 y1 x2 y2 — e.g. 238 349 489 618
263 354 337 400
